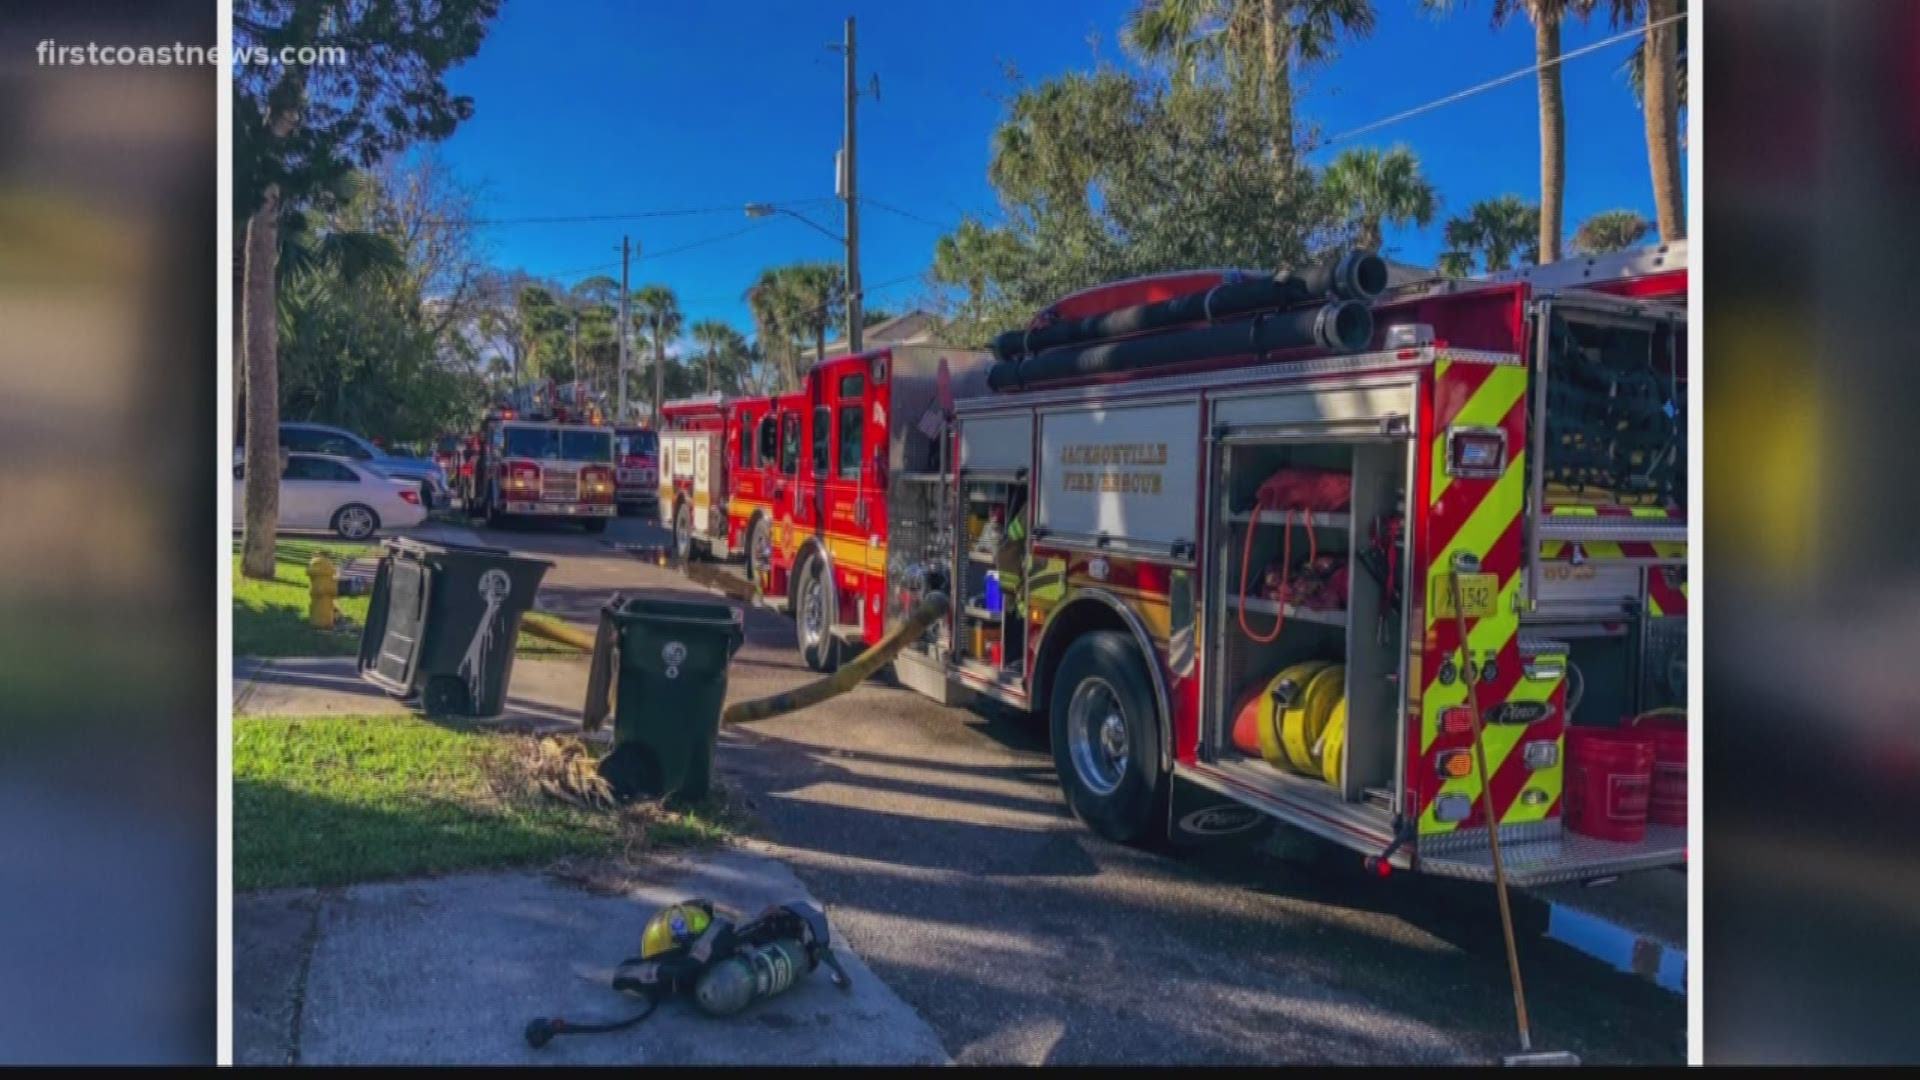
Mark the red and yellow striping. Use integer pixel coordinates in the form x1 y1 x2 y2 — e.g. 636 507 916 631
1416 353 1565 835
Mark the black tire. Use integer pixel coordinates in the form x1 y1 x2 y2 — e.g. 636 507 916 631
672 500 695 563
1049 631 1168 846
332 503 380 541
796 556 843 673
746 515 772 583
583 516 608 534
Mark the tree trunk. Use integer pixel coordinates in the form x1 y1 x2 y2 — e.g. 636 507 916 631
240 185 283 580
232 234 247 437
1535 13 1564 265
651 319 665 424
1261 0 1293 173
815 326 826 367
1643 0 1685 239
1362 218 1383 254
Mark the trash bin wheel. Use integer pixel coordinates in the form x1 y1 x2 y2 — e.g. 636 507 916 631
422 675 470 719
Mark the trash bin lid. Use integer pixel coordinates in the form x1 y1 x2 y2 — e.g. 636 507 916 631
611 595 744 630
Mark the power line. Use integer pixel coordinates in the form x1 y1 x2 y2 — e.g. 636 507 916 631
422 196 837 228
1317 9 1689 149
860 196 955 232
545 222 776 281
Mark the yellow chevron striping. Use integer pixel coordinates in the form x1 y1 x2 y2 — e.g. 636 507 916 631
1431 365 1527 508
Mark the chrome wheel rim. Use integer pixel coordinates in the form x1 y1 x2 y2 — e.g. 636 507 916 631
800 570 826 650
1067 677 1128 796
339 507 374 539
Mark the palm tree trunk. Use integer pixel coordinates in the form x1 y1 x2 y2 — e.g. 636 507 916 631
240 185 283 581
651 318 665 424
1643 0 1684 239
1534 12 1565 264
815 326 826 366
1261 0 1293 172
232 234 246 438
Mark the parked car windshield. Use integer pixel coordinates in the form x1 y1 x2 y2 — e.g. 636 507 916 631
503 426 613 462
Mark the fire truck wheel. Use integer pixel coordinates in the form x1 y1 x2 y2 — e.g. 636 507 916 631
673 501 695 563
797 557 844 673
332 504 380 541
746 516 772 582
1050 631 1167 846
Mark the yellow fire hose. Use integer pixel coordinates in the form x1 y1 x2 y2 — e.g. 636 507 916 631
520 612 598 652
722 593 950 726
519 592 954 727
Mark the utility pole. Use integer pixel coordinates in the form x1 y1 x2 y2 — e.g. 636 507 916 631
841 15 863 353
617 235 630 423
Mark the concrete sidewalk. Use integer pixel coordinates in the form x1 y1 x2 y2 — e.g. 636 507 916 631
233 655 591 733
236 848 950 1066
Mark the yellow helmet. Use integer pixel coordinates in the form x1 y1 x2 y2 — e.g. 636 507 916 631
640 901 713 960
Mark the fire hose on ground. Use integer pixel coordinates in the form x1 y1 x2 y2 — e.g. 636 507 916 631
517 590 954 727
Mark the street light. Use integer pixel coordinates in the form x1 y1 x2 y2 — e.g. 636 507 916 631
745 202 860 351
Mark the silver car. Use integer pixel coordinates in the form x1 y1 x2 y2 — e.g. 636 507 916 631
270 422 450 509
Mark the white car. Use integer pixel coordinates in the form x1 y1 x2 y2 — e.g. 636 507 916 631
233 452 428 540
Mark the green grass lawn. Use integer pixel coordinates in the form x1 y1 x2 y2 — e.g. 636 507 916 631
234 714 739 891
232 538 575 659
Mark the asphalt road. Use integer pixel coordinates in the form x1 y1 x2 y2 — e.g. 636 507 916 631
464 509 1684 1065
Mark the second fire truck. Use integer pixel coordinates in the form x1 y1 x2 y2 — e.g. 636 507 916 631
459 379 619 531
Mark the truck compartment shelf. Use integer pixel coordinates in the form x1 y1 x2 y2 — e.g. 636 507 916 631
1226 595 1347 627
1225 509 1352 530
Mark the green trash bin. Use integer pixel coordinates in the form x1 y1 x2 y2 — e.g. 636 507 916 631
357 538 553 718
598 596 745 804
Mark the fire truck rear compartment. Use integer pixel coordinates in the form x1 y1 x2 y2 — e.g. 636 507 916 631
1204 421 1412 831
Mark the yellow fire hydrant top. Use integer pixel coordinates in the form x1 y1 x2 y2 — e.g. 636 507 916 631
308 553 338 630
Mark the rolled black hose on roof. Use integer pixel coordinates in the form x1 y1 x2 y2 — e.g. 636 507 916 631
990 249 1386 362
987 300 1373 392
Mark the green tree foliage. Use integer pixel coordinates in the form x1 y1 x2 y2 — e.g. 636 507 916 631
277 171 488 444
689 319 753 395
1572 208 1651 254
1124 1 1375 172
631 284 683 422
930 66 1339 344
235 0 501 579
1440 194 1541 276
1320 144 1439 253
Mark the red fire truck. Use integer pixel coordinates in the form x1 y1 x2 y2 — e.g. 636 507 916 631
459 381 618 531
740 243 1688 886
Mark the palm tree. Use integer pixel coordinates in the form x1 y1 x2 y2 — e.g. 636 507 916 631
790 263 845 365
1441 195 1540 276
1613 0 1685 240
1572 208 1651 254
1423 1 1595 264
1127 0 1374 171
746 269 802 392
630 284 681 424
1319 144 1439 252
689 319 744 393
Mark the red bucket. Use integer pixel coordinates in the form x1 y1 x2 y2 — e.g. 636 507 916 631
1630 712 1687 827
1564 727 1655 843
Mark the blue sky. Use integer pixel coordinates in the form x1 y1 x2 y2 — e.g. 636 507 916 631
436 0 1680 343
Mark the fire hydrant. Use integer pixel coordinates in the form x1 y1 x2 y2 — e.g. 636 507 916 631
308 553 338 630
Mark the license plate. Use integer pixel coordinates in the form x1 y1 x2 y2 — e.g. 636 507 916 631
1432 573 1498 618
